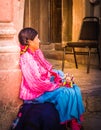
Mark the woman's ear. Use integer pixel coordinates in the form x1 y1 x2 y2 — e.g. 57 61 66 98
27 40 32 44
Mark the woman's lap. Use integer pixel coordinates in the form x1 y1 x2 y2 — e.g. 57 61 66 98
35 85 85 123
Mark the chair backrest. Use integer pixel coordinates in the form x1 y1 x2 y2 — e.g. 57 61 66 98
79 17 99 41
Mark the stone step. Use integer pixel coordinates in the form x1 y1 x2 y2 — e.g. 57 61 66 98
43 49 99 67
41 43 99 66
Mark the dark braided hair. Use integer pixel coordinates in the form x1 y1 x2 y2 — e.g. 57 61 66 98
18 27 38 46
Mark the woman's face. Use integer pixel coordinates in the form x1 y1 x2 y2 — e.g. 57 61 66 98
28 34 40 52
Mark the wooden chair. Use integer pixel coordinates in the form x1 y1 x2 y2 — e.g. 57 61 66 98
62 17 100 73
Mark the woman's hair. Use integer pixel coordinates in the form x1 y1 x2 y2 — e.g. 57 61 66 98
18 27 38 46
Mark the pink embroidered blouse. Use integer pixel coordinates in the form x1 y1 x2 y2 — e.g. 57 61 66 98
19 49 60 100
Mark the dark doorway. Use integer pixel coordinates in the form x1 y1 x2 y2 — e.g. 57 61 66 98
24 0 72 44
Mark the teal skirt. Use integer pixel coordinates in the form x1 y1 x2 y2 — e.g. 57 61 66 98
34 84 85 124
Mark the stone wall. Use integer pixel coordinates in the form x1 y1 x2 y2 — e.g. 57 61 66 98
82 89 101 130
0 0 24 129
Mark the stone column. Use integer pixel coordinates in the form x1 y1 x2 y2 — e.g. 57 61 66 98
0 0 24 130
72 0 86 41
61 0 69 47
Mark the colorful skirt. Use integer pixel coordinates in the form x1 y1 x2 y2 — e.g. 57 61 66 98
31 84 85 124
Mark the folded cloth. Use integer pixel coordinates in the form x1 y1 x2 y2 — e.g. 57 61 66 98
10 103 66 130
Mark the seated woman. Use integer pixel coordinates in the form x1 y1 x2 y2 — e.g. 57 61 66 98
18 27 85 130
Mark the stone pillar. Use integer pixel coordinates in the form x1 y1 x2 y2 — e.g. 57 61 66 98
61 0 69 47
72 0 86 41
0 0 24 130
40 0 51 42
61 0 72 47
24 0 51 43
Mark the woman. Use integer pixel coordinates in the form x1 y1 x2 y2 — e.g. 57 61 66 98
19 27 85 130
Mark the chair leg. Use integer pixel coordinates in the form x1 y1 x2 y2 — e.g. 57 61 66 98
73 47 78 68
99 55 101 70
87 48 91 73
62 47 65 71
97 46 101 70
